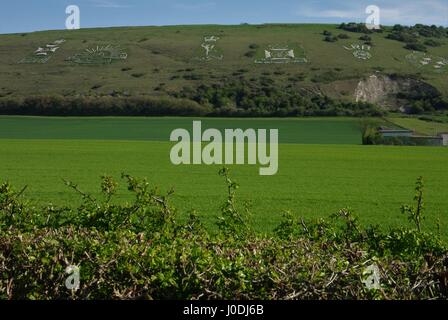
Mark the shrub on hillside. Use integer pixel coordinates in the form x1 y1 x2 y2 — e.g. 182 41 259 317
244 50 257 58
324 36 338 42
387 31 419 43
337 33 350 39
362 126 382 145
404 42 427 52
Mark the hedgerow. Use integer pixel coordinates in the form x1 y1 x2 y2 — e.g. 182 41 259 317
0 96 211 116
0 170 447 300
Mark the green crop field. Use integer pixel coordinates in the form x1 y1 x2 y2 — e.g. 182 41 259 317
0 116 362 144
1 116 447 236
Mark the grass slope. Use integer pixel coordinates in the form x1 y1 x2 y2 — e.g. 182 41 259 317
0 24 447 99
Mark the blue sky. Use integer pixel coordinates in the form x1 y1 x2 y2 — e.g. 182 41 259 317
0 0 447 34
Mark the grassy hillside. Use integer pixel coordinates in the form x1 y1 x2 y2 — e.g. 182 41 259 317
0 24 447 102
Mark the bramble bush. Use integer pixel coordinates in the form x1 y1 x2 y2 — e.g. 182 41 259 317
0 170 447 300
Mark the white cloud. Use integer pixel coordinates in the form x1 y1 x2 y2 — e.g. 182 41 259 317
90 0 132 9
296 0 448 26
171 1 216 11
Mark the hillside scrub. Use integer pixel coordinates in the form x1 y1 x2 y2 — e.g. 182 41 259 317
385 24 448 52
338 23 383 34
388 24 448 40
0 170 447 300
172 81 384 117
2 77 444 117
0 82 385 117
338 23 448 53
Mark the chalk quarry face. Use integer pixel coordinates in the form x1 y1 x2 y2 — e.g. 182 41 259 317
354 74 440 111
355 74 400 104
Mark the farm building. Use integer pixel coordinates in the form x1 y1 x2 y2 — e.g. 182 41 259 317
410 135 445 146
377 127 448 147
439 133 448 146
378 128 414 137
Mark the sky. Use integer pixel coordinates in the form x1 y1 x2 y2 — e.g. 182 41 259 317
0 0 447 34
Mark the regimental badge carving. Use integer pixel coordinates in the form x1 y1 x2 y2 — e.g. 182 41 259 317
67 45 128 65
19 39 66 64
